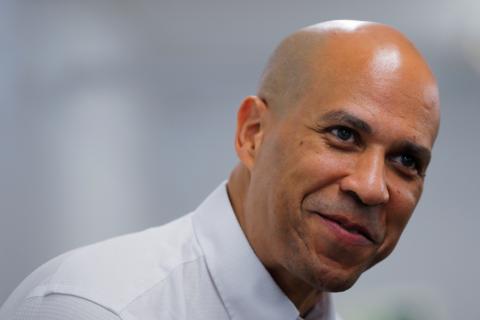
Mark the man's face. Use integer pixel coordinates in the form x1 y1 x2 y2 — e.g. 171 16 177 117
246 48 439 291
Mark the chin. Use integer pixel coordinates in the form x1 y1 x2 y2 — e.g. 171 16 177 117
319 274 360 292
304 260 367 292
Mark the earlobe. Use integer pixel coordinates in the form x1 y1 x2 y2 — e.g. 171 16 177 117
234 96 268 170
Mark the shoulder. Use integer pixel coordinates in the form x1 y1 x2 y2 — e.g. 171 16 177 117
1 214 205 317
10 294 122 320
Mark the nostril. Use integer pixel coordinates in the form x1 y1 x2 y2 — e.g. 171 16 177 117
345 190 366 206
344 189 387 208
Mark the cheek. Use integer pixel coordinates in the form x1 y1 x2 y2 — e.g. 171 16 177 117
376 183 421 262
264 148 326 259
388 180 422 231
286 140 355 192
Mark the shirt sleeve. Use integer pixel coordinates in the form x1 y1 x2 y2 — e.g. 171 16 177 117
11 294 121 320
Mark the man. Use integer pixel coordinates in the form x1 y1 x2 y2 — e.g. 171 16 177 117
0 20 440 320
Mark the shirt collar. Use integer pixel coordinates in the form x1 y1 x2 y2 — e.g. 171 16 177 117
192 181 336 320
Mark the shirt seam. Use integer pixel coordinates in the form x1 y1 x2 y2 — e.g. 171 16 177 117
117 215 205 314
117 255 205 315
19 293 124 319
190 207 233 319
25 216 206 316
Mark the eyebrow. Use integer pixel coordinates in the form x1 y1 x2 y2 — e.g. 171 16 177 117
394 141 432 166
319 110 432 163
320 110 373 134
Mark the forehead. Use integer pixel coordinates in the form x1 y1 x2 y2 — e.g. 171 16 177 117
292 61 439 148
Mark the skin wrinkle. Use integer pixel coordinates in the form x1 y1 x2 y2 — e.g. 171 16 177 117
228 20 440 317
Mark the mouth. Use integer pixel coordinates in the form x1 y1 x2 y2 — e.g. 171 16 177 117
315 212 376 245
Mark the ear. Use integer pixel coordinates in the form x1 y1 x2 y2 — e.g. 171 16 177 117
235 96 269 170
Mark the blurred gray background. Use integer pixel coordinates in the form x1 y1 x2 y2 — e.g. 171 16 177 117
1 1 479 319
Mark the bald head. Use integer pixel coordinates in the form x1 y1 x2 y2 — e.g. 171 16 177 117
231 20 441 308
258 20 439 125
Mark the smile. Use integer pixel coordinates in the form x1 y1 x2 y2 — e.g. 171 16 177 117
315 212 375 246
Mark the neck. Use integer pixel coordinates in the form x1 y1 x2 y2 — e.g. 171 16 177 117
226 164 248 231
227 164 326 316
268 267 326 316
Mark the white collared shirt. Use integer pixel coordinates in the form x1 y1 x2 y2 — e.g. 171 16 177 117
0 182 342 320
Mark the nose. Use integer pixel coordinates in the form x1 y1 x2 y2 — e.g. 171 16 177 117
339 149 390 207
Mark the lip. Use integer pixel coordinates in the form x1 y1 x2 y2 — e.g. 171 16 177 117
314 212 376 246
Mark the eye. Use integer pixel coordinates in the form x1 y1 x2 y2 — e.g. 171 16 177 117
330 126 356 142
399 154 416 168
391 153 423 176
